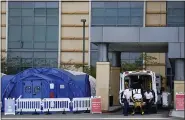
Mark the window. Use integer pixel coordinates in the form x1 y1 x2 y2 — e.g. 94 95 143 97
167 2 185 27
8 1 59 73
91 1 144 26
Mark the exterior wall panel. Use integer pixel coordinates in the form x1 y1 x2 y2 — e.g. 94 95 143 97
1 1 7 58
62 2 89 12
61 40 89 51
62 27 89 38
61 52 88 64
145 1 167 77
62 15 89 25
61 1 89 66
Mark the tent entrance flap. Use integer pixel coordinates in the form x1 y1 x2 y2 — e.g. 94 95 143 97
23 80 43 98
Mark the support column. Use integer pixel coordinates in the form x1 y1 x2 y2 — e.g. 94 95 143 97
174 59 185 108
98 43 108 62
96 62 110 111
112 52 121 67
110 52 121 105
174 59 185 80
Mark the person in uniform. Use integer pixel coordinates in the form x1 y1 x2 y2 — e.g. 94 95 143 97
144 88 154 114
131 83 144 115
123 83 131 116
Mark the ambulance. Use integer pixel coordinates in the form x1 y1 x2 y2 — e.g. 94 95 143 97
119 70 171 113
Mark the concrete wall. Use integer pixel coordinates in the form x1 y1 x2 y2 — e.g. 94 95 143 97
0 1 7 59
61 1 90 66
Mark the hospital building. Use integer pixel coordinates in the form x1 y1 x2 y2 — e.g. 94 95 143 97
0 0 184 111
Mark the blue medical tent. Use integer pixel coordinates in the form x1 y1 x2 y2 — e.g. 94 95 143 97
1 68 91 105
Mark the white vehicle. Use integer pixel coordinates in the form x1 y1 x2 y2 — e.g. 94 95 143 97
119 70 171 113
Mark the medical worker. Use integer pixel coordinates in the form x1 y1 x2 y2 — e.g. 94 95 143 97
144 88 154 114
123 84 130 116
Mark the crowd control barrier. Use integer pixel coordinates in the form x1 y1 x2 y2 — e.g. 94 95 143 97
72 97 91 111
16 98 42 113
42 98 71 112
4 96 100 115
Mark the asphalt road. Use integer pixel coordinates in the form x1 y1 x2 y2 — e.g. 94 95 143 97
1 109 183 120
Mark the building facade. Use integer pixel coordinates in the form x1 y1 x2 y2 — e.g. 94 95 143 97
1 0 185 111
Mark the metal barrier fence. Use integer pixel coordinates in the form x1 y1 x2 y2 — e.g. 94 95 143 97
16 98 42 112
42 98 71 112
4 97 93 115
72 97 91 111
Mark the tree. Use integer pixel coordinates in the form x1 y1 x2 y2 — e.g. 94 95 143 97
121 53 157 72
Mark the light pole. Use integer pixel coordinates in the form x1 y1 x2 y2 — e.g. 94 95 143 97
81 19 86 72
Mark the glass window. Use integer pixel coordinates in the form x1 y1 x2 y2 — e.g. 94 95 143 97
8 2 22 8
45 52 58 58
47 9 58 16
46 2 58 8
34 58 46 67
9 17 21 25
118 8 130 16
46 26 58 41
91 1 144 26
22 9 34 16
167 2 185 27
34 17 46 25
92 2 104 8
34 42 45 49
91 43 98 50
117 17 130 25
92 9 105 17
131 17 143 25
8 42 21 49
9 9 22 16
131 9 143 16
34 26 46 41
21 52 33 58
22 26 33 41
46 17 58 25
131 2 143 8
22 2 34 8
91 17 104 25
46 43 58 49
104 17 117 25
118 2 130 8
34 8 46 16
105 9 117 16
22 17 34 25
46 59 57 67
8 26 21 41
35 2 46 8
23 42 33 49
104 2 117 8
34 52 45 58
22 58 33 67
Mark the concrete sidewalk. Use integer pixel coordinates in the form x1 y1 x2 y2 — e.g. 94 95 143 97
169 110 184 119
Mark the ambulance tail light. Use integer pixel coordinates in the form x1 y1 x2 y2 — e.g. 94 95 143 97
125 71 129 74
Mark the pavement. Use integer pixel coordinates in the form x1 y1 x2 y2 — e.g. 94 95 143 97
169 110 184 119
1 109 183 120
